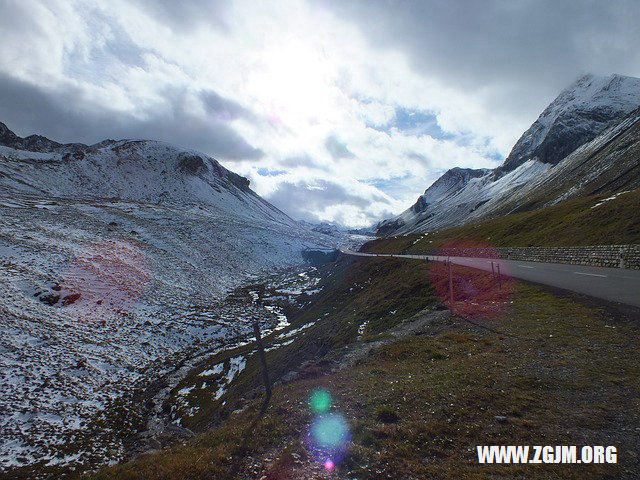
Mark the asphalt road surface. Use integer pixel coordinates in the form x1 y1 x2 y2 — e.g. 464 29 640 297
340 249 640 308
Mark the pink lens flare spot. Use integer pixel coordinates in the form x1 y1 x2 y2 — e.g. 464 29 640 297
60 240 151 322
324 459 335 471
428 239 514 319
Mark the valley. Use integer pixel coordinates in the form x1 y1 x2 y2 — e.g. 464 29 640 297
83 256 640 480
0 125 342 478
1 71 639 479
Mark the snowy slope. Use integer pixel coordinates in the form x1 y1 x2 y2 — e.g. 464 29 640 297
500 73 640 173
478 107 640 217
378 161 548 235
376 167 490 235
0 123 339 474
377 74 640 236
0 133 293 226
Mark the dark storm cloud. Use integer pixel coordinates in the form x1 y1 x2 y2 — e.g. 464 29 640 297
320 0 640 113
200 90 254 122
324 134 356 160
266 179 390 222
0 73 263 160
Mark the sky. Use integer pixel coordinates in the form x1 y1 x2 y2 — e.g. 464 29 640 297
1 0 639 228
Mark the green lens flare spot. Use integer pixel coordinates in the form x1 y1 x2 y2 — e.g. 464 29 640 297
309 388 332 414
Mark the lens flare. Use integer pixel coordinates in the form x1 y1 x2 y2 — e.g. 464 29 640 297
324 459 335 471
57 241 151 322
428 239 514 319
306 412 350 465
309 388 332 414
312 413 348 448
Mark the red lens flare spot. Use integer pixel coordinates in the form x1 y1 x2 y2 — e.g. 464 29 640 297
428 239 514 319
58 241 151 322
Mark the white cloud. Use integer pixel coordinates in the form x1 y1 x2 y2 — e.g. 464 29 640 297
1 0 638 227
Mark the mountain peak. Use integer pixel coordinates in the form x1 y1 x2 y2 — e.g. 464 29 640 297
0 121 21 146
0 122 266 220
0 121 82 153
376 73 640 237
499 73 640 173
421 167 490 197
555 73 640 109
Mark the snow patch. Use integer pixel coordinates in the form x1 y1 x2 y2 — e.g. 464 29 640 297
591 191 631 209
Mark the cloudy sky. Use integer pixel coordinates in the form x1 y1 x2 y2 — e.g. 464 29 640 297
1 0 639 227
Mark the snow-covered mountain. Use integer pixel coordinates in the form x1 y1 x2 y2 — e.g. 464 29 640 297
377 167 491 236
499 73 640 173
377 74 640 236
0 123 337 473
484 106 640 216
0 123 293 225
297 220 344 236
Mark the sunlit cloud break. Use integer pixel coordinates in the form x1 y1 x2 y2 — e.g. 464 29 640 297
1 0 638 226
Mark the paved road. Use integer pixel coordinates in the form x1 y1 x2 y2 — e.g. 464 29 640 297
340 249 640 308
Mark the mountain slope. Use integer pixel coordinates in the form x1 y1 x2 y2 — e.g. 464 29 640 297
376 167 491 236
499 73 640 173
377 160 550 235
0 124 292 225
478 107 640 218
0 123 337 474
378 74 640 236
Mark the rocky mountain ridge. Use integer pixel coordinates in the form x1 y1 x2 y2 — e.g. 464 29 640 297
377 74 640 236
0 122 291 224
499 73 640 173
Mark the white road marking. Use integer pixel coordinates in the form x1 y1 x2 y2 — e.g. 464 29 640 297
573 272 607 278
517 265 534 269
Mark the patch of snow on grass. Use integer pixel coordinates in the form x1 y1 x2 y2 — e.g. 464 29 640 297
277 322 315 340
198 364 224 377
590 191 630 209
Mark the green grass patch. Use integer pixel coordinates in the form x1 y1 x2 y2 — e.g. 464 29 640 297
362 188 640 253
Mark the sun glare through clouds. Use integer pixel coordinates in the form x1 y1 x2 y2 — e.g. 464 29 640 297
247 41 341 131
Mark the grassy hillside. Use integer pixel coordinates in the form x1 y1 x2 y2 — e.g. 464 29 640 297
364 188 640 254
80 256 437 479
165 256 438 434
85 259 640 479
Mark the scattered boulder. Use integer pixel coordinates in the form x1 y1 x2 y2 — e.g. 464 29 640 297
39 293 60 306
61 293 81 306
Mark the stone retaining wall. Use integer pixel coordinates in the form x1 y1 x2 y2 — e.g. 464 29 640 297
419 245 640 269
